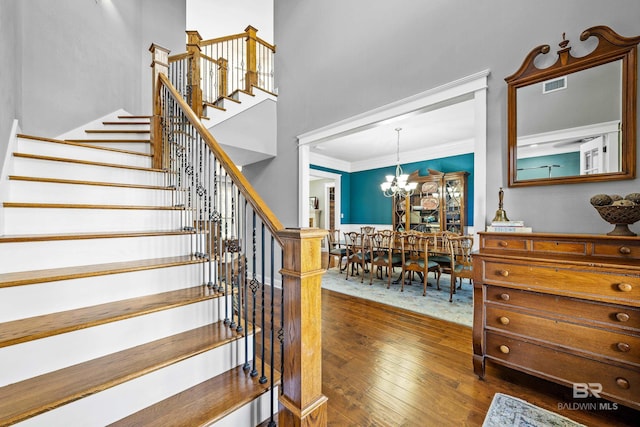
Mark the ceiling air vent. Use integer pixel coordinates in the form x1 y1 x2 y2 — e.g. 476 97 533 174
542 76 567 94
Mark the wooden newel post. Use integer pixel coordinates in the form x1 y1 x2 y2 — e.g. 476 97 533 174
276 228 328 427
244 25 258 93
149 43 170 170
186 30 203 118
218 57 228 99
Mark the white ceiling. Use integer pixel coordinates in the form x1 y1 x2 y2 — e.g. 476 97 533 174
309 97 476 172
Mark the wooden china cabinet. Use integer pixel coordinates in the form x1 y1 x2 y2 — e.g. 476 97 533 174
392 169 468 234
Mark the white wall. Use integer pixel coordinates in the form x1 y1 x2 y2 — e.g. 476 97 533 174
186 0 273 41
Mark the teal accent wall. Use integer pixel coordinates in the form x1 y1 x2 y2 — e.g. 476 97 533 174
312 152 474 226
516 152 579 180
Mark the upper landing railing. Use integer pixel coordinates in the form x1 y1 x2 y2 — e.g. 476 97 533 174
150 35 325 426
167 26 276 118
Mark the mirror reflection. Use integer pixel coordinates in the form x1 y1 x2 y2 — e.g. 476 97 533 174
516 60 622 180
506 25 640 187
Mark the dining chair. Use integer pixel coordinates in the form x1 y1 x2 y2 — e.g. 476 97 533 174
368 230 402 288
360 226 376 239
447 234 474 302
429 230 457 273
399 231 441 296
326 228 347 271
344 231 370 282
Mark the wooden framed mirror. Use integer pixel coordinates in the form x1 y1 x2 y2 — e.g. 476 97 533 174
506 26 640 187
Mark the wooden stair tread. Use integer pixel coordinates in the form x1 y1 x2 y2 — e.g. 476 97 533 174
0 285 222 348
4 202 183 210
8 175 170 190
109 362 279 427
13 152 164 172
102 121 149 125
203 100 225 110
16 134 151 157
0 255 205 288
0 229 193 243
0 322 244 426
65 139 151 143
118 115 152 119
85 129 150 134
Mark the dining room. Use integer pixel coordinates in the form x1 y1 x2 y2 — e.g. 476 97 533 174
321 227 475 327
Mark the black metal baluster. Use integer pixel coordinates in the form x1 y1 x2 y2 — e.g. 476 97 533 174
267 235 276 426
279 248 284 395
206 150 214 289
260 223 267 384
241 200 249 346
228 181 237 330
212 159 220 292
247 211 258 377
222 170 230 325
235 188 244 333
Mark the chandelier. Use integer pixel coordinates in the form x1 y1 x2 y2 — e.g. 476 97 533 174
380 128 417 197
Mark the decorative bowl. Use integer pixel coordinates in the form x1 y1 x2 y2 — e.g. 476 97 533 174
593 204 640 236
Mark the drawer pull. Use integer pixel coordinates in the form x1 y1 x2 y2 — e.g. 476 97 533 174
499 270 510 277
617 283 633 292
499 345 510 354
616 342 631 352
498 241 508 247
499 316 510 325
619 246 632 255
616 377 630 390
500 293 510 301
616 312 630 322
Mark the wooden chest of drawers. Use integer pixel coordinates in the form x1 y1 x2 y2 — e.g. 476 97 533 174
473 232 640 409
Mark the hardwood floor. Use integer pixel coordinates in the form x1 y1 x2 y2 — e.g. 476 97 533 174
320 288 638 427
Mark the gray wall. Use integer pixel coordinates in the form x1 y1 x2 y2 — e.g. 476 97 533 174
0 0 185 169
0 1 20 158
260 0 640 233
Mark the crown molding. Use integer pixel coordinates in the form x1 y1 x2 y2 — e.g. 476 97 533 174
298 69 489 147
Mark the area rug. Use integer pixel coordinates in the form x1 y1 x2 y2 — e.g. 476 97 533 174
321 267 473 327
483 393 586 427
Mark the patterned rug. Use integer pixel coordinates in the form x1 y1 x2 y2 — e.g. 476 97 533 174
483 393 586 427
321 266 473 327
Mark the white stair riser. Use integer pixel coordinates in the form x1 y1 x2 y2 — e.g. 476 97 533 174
214 388 277 427
0 264 207 322
0 234 206 274
4 208 184 234
11 156 165 185
76 141 151 154
8 180 174 205
15 337 252 427
17 138 150 168
0 298 231 387
81 132 149 141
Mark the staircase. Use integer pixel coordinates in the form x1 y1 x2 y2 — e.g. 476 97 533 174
0 115 276 426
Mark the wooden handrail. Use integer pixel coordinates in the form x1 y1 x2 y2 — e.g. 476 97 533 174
200 32 247 46
156 72 284 244
256 37 276 53
200 32 275 53
168 52 191 63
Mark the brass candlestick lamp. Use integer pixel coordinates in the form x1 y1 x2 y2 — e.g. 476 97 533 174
492 187 510 222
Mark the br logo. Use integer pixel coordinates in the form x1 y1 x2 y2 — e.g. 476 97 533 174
573 383 602 398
